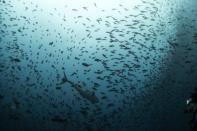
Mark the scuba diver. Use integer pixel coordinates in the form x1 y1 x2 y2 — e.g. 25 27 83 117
184 88 197 131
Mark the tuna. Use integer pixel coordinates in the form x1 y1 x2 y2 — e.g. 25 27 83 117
58 72 99 104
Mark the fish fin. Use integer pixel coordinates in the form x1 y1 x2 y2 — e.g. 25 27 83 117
64 72 68 82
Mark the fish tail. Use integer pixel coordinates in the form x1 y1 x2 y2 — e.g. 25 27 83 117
64 72 68 82
64 73 74 85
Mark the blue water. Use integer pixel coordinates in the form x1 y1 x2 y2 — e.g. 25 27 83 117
0 0 197 131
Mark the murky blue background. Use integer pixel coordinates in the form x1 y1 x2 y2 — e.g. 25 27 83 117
0 0 197 131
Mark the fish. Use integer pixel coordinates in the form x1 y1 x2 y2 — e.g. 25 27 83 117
94 3 97 8
56 86 62 90
49 41 53 46
82 62 92 67
74 84 99 104
107 103 114 108
10 57 21 62
58 72 99 104
51 116 68 124
57 72 71 85
72 9 78 11
82 7 88 11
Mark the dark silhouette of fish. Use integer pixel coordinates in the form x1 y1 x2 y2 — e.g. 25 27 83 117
58 72 71 85
51 117 67 123
82 62 92 67
49 41 53 45
58 72 99 104
9 57 21 62
74 84 99 104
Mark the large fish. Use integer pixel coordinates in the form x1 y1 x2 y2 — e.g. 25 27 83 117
58 72 99 104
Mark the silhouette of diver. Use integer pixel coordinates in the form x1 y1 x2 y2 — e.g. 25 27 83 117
185 88 197 131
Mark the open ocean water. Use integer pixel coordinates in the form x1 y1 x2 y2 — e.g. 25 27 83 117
0 0 197 131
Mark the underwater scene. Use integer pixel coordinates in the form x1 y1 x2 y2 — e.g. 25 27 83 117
0 0 197 131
